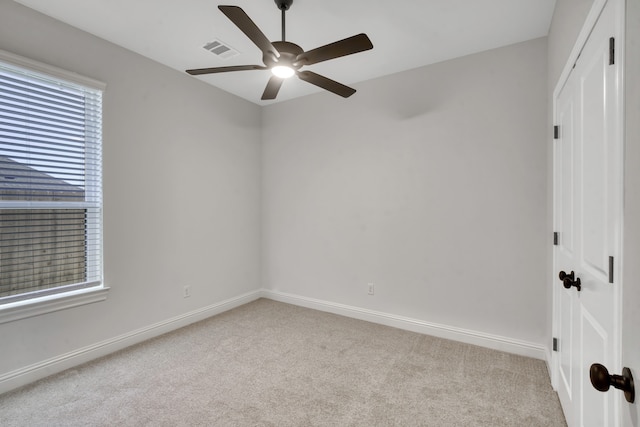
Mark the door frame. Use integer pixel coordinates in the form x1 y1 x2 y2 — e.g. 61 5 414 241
550 0 626 421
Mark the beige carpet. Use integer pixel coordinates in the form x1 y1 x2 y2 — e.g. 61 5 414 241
0 299 566 426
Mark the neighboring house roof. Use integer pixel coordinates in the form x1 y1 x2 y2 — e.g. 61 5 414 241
0 156 84 202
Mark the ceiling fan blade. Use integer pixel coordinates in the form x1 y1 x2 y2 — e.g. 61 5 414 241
261 76 284 100
218 5 280 59
186 65 267 75
297 71 356 98
295 33 373 66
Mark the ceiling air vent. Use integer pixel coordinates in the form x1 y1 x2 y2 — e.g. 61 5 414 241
202 39 239 59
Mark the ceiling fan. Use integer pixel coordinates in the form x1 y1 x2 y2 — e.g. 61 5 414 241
186 0 374 100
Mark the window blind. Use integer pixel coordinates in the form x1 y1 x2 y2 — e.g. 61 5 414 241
0 57 103 303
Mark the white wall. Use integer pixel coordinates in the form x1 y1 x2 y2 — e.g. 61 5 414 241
0 0 262 387
262 38 548 346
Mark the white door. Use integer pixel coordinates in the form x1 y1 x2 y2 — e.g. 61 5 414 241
553 0 623 426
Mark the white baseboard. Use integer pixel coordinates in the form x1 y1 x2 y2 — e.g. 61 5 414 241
261 289 547 360
1 289 550 395
0 290 262 395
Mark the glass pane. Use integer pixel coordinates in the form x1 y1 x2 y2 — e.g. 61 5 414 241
0 209 87 297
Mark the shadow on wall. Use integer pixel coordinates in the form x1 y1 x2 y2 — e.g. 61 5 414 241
374 79 444 120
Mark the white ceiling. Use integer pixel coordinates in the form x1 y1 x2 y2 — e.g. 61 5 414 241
13 0 556 105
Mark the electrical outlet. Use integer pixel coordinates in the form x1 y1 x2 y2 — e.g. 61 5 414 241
368 283 374 295
183 285 191 298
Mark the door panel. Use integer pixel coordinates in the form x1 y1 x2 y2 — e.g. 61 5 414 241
559 100 575 255
581 309 608 427
574 2 619 425
579 34 609 278
559 289 574 397
555 71 579 427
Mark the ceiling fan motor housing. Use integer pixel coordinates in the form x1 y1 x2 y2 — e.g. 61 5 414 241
264 41 303 70
274 0 293 10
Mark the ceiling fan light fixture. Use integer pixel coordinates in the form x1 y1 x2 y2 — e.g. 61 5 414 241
271 65 295 78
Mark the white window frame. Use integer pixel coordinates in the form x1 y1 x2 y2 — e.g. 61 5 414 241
0 50 108 324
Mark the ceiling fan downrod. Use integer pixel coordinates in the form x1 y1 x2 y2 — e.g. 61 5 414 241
275 0 293 41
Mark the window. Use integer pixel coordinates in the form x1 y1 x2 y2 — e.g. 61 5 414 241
0 50 106 317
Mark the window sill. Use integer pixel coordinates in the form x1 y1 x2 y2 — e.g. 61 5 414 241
0 286 110 324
